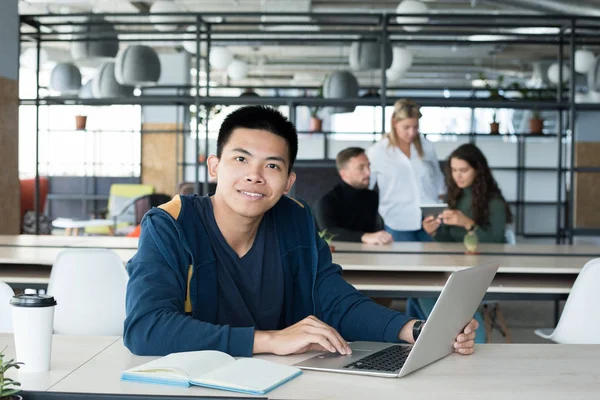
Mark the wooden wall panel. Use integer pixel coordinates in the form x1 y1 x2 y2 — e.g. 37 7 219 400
0 76 20 234
141 123 183 197
574 142 600 228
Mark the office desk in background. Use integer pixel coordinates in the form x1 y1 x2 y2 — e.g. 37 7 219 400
1 235 599 258
0 243 589 303
1 334 599 400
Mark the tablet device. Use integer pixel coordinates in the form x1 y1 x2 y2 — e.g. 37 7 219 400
420 203 448 218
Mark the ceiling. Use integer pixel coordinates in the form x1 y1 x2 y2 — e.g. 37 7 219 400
18 0 600 90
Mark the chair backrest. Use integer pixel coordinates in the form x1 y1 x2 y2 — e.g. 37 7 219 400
0 281 15 333
47 249 129 336
108 184 154 223
20 177 49 227
133 193 172 224
177 181 217 196
550 258 600 344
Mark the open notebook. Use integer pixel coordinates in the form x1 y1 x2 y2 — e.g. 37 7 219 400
121 350 302 395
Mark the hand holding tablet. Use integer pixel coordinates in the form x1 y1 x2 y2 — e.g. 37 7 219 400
420 203 448 219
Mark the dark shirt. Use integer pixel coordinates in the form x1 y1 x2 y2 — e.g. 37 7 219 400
434 186 507 243
202 198 284 330
313 181 383 242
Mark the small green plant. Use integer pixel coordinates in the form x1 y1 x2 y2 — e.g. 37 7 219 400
191 104 223 126
0 346 23 399
318 229 336 244
480 73 505 124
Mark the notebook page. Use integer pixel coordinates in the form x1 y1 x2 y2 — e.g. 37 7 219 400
192 358 302 394
123 350 235 385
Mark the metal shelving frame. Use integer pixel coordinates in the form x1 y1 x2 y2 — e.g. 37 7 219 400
19 11 600 241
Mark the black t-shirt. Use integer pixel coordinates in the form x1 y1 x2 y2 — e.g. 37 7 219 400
313 181 382 242
202 199 284 330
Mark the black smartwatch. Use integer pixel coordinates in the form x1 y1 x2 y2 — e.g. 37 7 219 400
412 319 426 341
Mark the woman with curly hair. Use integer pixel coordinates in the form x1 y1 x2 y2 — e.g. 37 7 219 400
423 143 512 242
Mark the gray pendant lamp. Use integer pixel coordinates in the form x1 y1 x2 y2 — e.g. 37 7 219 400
71 16 119 60
349 40 393 71
49 63 82 94
79 79 95 99
322 71 359 114
92 61 134 98
115 45 161 86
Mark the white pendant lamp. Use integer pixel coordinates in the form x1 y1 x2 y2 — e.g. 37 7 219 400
575 49 595 75
182 26 207 55
209 47 233 70
547 62 569 85
227 60 249 80
150 0 181 32
396 0 429 32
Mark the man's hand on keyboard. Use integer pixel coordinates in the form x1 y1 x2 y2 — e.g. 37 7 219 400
453 319 478 355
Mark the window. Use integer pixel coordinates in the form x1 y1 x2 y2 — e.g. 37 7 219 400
19 68 142 178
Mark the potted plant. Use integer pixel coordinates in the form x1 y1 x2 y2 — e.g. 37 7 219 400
529 109 544 135
75 114 87 131
507 82 553 135
309 106 323 132
318 229 336 253
0 347 23 400
490 110 500 135
481 73 505 135
308 86 324 133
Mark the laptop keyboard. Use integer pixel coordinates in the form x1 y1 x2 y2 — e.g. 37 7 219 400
343 345 412 372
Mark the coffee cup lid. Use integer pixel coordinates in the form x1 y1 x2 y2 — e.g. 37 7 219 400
10 293 57 307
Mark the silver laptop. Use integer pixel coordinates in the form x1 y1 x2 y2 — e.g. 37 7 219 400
294 263 499 378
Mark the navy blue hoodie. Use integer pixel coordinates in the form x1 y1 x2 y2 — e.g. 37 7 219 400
124 194 411 356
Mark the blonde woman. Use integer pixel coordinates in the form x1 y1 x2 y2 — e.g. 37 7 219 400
366 99 445 242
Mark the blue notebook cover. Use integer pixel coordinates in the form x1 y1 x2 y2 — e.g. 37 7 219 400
121 350 302 395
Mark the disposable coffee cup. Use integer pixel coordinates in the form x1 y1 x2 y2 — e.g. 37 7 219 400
10 293 57 372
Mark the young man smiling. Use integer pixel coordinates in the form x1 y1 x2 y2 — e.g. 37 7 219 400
124 105 478 357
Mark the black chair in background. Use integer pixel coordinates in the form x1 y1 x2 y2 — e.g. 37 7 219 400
133 193 172 225
177 181 218 196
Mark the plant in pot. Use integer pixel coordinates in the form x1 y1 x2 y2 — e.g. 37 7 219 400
507 82 554 135
309 106 323 132
308 86 324 133
490 110 500 135
318 229 336 253
481 73 505 135
0 347 23 400
528 108 544 135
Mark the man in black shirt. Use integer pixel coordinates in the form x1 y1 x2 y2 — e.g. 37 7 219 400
314 147 393 244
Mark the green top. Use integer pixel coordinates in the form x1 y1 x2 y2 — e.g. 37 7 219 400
434 186 507 243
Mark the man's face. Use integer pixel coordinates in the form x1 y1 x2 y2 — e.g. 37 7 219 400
339 153 371 189
208 128 296 219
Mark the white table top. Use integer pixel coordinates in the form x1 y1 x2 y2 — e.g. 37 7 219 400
0 334 120 392
334 252 592 274
51 218 116 229
9 335 598 400
1 235 599 258
0 234 139 249
0 245 590 275
332 241 600 257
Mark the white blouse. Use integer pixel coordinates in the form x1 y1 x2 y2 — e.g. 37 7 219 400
366 136 446 231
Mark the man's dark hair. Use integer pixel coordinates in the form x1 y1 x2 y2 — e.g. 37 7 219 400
217 105 298 173
335 147 365 171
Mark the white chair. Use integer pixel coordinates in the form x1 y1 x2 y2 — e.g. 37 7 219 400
0 281 15 333
47 249 128 336
535 258 600 344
